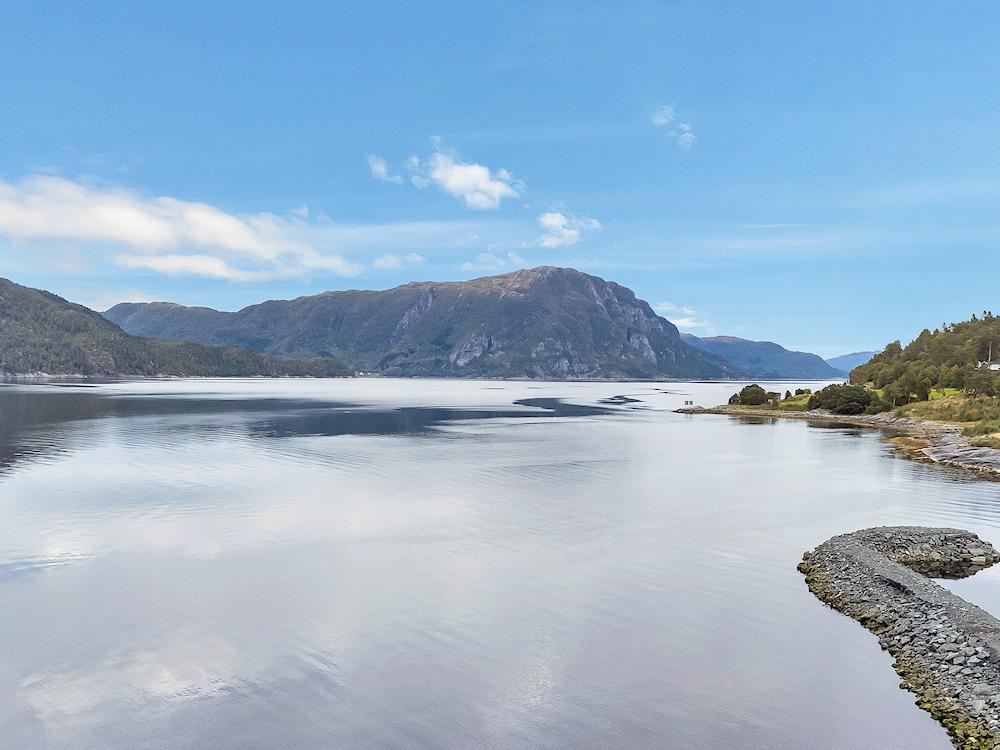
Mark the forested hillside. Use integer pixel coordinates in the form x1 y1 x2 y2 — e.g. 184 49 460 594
851 312 1000 401
0 278 349 377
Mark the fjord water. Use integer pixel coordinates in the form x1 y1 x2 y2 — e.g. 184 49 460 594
2 380 999 749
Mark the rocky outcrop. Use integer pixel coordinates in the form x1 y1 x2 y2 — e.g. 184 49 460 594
394 288 436 333
676 406 1000 478
799 527 1000 748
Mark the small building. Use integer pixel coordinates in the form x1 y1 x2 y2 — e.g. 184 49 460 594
976 344 1000 371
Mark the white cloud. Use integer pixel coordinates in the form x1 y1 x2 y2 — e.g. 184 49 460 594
651 104 675 128
367 154 402 184
116 254 265 281
461 250 524 272
651 103 697 150
423 151 519 209
0 175 364 281
536 211 600 247
671 122 696 150
654 301 712 331
374 145 521 210
373 252 426 270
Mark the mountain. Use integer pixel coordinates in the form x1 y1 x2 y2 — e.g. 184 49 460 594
0 277 349 377
106 266 739 380
825 351 877 374
681 334 843 379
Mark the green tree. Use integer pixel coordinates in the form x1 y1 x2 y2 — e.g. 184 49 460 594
807 383 872 414
965 369 996 398
735 384 768 405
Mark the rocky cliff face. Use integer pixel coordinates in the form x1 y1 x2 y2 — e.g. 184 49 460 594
106 266 739 379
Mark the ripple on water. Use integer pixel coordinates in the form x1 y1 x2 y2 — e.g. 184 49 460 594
0 380 970 749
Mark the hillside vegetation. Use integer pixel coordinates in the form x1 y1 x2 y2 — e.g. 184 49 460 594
851 312 1000 403
0 278 349 377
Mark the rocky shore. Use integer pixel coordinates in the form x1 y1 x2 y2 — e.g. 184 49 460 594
675 405 1000 478
799 527 1000 748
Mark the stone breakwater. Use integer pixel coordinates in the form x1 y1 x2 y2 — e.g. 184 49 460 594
799 527 1000 748
675 405 1000 478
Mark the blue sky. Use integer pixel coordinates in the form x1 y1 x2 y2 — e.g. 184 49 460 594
2 2 999 358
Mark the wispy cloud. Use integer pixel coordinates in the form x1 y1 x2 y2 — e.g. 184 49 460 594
536 211 600 247
372 143 521 210
373 252 426 270
651 103 697 150
66 287 158 313
115 254 268 281
461 250 524 272
367 154 402 184
654 301 712 331
850 179 1000 209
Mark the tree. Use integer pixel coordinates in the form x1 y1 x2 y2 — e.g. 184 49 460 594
965 369 996 398
734 384 768 405
807 383 873 414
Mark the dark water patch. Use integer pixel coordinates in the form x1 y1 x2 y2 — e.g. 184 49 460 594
248 399 611 439
599 395 643 405
0 387 612 474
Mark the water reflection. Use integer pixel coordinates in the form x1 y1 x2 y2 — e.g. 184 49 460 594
2 379 995 749
0 386 611 476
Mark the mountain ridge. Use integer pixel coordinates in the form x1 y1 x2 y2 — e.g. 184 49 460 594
825 350 878 374
681 334 843 379
0 277 350 378
106 266 741 380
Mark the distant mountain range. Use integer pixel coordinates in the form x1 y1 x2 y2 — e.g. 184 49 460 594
0 277 349 377
824 351 878 374
681 334 844 379
1 266 860 381
106 267 737 380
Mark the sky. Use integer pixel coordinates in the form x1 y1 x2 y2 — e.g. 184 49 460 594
2 2 999 358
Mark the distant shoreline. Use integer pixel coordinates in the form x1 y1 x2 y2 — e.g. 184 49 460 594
675 404 1000 479
0 373 841 383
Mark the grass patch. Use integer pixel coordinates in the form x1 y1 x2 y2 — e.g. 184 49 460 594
775 394 811 411
899 394 1000 424
929 388 961 400
899 394 1000 447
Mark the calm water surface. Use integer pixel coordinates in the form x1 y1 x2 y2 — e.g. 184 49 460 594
2 378 1000 749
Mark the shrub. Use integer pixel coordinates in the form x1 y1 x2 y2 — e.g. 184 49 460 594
807 383 873 414
730 384 769 406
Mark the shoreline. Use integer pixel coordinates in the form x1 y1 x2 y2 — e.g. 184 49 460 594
799 527 1000 748
675 405 1000 478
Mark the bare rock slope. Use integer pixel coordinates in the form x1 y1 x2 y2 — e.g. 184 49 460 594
107 267 738 379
